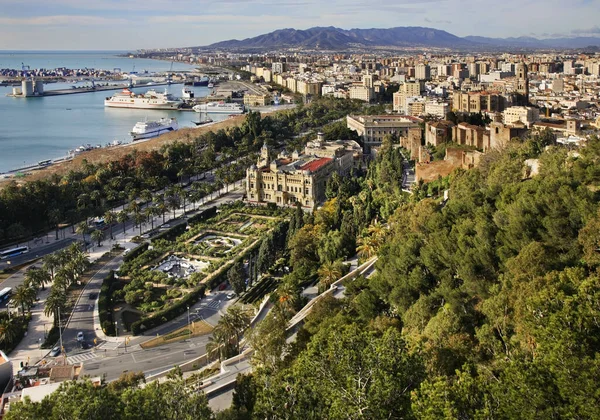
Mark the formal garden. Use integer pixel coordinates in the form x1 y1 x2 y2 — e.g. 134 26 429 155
99 203 290 336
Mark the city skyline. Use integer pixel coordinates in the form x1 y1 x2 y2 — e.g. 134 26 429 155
1 0 599 50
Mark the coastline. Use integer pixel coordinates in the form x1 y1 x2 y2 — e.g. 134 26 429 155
0 115 246 186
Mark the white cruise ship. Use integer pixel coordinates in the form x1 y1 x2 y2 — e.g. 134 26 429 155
130 117 178 141
105 88 183 110
193 102 244 114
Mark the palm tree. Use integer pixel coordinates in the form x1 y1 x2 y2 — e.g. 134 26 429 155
140 189 153 204
317 260 343 291
134 212 145 236
25 268 51 291
166 193 181 220
0 318 18 347
12 284 36 317
91 229 105 247
222 305 253 354
128 200 141 215
356 236 376 259
277 280 300 318
42 253 60 280
45 288 66 327
156 201 168 224
117 210 129 235
206 326 229 361
145 207 158 231
104 211 116 240
75 221 90 245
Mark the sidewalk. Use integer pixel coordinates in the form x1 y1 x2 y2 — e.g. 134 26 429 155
8 285 54 371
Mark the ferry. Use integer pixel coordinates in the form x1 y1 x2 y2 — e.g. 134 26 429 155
104 88 182 110
130 117 178 141
193 102 244 114
184 76 209 87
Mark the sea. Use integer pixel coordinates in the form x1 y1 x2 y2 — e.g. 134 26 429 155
0 51 228 173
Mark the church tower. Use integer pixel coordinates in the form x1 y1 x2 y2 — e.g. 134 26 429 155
258 143 271 167
515 63 529 104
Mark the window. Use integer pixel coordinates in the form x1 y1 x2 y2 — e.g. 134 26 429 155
278 184 282 191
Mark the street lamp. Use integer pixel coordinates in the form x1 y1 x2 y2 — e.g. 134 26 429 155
187 306 191 337
115 322 118 338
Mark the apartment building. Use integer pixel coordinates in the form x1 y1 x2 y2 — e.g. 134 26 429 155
349 85 373 102
244 94 271 107
503 106 540 128
452 91 506 113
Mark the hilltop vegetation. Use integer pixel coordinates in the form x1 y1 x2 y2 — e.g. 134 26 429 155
7 125 600 418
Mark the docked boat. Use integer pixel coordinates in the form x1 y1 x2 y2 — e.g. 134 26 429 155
182 87 194 99
104 88 182 110
207 82 214 88
193 102 244 114
130 117 178 141
184 76 209 87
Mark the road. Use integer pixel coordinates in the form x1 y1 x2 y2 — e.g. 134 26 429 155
0 238 76 273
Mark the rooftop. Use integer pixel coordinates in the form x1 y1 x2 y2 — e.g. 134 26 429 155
299 157 333 172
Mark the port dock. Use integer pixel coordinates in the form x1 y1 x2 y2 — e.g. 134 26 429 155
7 81 176 98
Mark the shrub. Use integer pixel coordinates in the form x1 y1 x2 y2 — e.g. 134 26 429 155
123 243 149 262
98 271 117 336
130 284 206 335
151 223 187 243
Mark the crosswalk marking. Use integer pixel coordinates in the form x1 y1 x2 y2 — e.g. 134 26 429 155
67 351 98 364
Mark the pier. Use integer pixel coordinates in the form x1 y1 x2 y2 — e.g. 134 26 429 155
7 81 176 98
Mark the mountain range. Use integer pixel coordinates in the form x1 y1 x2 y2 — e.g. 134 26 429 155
203 26 600 50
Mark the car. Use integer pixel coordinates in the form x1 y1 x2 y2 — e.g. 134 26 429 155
49 346 61 357
123 248 131 255
76 331 84 342
159 223 171 230
88 293 97 300
226 293 236 300
218 283 227 291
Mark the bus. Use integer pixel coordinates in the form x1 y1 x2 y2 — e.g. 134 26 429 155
0 287 11 302
0 246 29 260
92 218 108 230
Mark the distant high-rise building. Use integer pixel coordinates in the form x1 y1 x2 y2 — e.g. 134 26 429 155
415 64 431 80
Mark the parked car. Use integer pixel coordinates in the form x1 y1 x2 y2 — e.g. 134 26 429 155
227 293 236 300
49 346 61 357
159 223 171 230
88 293 97 300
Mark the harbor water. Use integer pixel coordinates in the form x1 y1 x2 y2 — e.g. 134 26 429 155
0 51 227 173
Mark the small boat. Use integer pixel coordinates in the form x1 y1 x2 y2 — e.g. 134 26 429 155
193 118 213 126
182 87 194 99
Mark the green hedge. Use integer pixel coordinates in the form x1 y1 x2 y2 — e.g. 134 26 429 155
151 222 187 243
98 271 116 336
123 243 149 262
187 206 217 225
130 284 206 336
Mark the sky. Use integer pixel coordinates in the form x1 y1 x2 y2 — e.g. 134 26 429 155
0 0 599 50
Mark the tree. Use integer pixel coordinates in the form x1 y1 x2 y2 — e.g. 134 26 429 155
45 288 66 327
227 261 247 295
166 192 181 220
256 236 275 275
0 318 19 348
12 284 36 317
90 229 105 247
42 253 60 281
117 210 129 235
104 211 116 240
317 260 343 292
25 268 51 291
75 221 90 245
